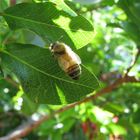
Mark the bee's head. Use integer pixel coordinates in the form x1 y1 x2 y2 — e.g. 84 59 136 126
50 42 66 53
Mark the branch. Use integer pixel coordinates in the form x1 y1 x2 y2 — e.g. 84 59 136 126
0 12 4 16
10 0 16 6
0 75 139 140
0 65 19 88
4 76 19 89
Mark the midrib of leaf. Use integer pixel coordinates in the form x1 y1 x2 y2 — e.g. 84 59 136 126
2 50 95 89
3 13 91 33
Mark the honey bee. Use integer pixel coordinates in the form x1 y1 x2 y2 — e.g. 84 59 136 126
50 42 81 80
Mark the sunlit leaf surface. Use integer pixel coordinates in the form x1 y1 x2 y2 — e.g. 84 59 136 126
3 2 94 49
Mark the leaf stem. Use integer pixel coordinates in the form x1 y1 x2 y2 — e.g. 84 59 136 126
10 0 16 6
5 75 19 89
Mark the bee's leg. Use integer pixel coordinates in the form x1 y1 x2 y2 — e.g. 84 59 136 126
52 53 54 58
52 53 58 60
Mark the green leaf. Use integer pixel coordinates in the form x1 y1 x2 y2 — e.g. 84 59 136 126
119 0 140 25
108 123 127 135
3 2 94 49
21 94 38 115
133 109 140 124
62 118 75 133
0 0 8 12
103 103 124 114
118 0 140 46
1 44 99 104
0 79 18 98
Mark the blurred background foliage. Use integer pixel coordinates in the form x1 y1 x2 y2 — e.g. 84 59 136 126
0 0 140 139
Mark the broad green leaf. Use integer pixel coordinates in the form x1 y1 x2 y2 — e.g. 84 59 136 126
1 44 99 104
2 2 94 49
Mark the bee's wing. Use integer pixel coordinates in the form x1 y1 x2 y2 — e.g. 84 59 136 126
72 52 81 64
65 45 81 64
57 45 81 72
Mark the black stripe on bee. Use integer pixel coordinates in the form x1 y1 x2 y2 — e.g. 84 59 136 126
67 64 81 80
54 50 65 55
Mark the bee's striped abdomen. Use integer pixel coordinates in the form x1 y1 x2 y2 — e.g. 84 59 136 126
67 64 81 80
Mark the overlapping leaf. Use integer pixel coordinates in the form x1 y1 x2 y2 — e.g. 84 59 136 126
3 2 94 49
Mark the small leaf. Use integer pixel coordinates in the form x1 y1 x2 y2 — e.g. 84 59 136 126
1 44 99 104
108 123 127 135
3 2 94 49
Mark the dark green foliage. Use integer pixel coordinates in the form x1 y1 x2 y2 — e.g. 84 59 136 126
0 109 27 136
118 0 140 46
